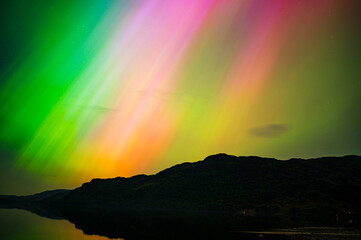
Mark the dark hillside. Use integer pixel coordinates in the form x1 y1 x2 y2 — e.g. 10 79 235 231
58 154 361 225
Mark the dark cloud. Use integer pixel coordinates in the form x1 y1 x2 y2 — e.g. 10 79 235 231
249 124 290 138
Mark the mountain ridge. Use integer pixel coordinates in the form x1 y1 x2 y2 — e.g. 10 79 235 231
57 154 361 219
1 154 361 226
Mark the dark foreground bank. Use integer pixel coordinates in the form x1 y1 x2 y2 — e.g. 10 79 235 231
1 154 361 239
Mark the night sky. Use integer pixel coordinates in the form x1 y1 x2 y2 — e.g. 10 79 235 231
0 0 360 195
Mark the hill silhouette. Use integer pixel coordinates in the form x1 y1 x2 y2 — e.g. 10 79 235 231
0 189 69 219
55 154 361 224
1 154 361 239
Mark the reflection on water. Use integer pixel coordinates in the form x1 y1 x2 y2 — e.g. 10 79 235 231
0 208 360 240
0 209 120 240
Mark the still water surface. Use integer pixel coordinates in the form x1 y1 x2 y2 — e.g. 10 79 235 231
0 208 360 240
0 209 119 240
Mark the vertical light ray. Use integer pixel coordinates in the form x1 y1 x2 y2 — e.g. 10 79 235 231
0 0 356 187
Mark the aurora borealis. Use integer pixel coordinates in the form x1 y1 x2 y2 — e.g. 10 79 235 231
0 0 360 194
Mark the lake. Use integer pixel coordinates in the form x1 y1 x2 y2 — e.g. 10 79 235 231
0 208 360 240
0 209 116 240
